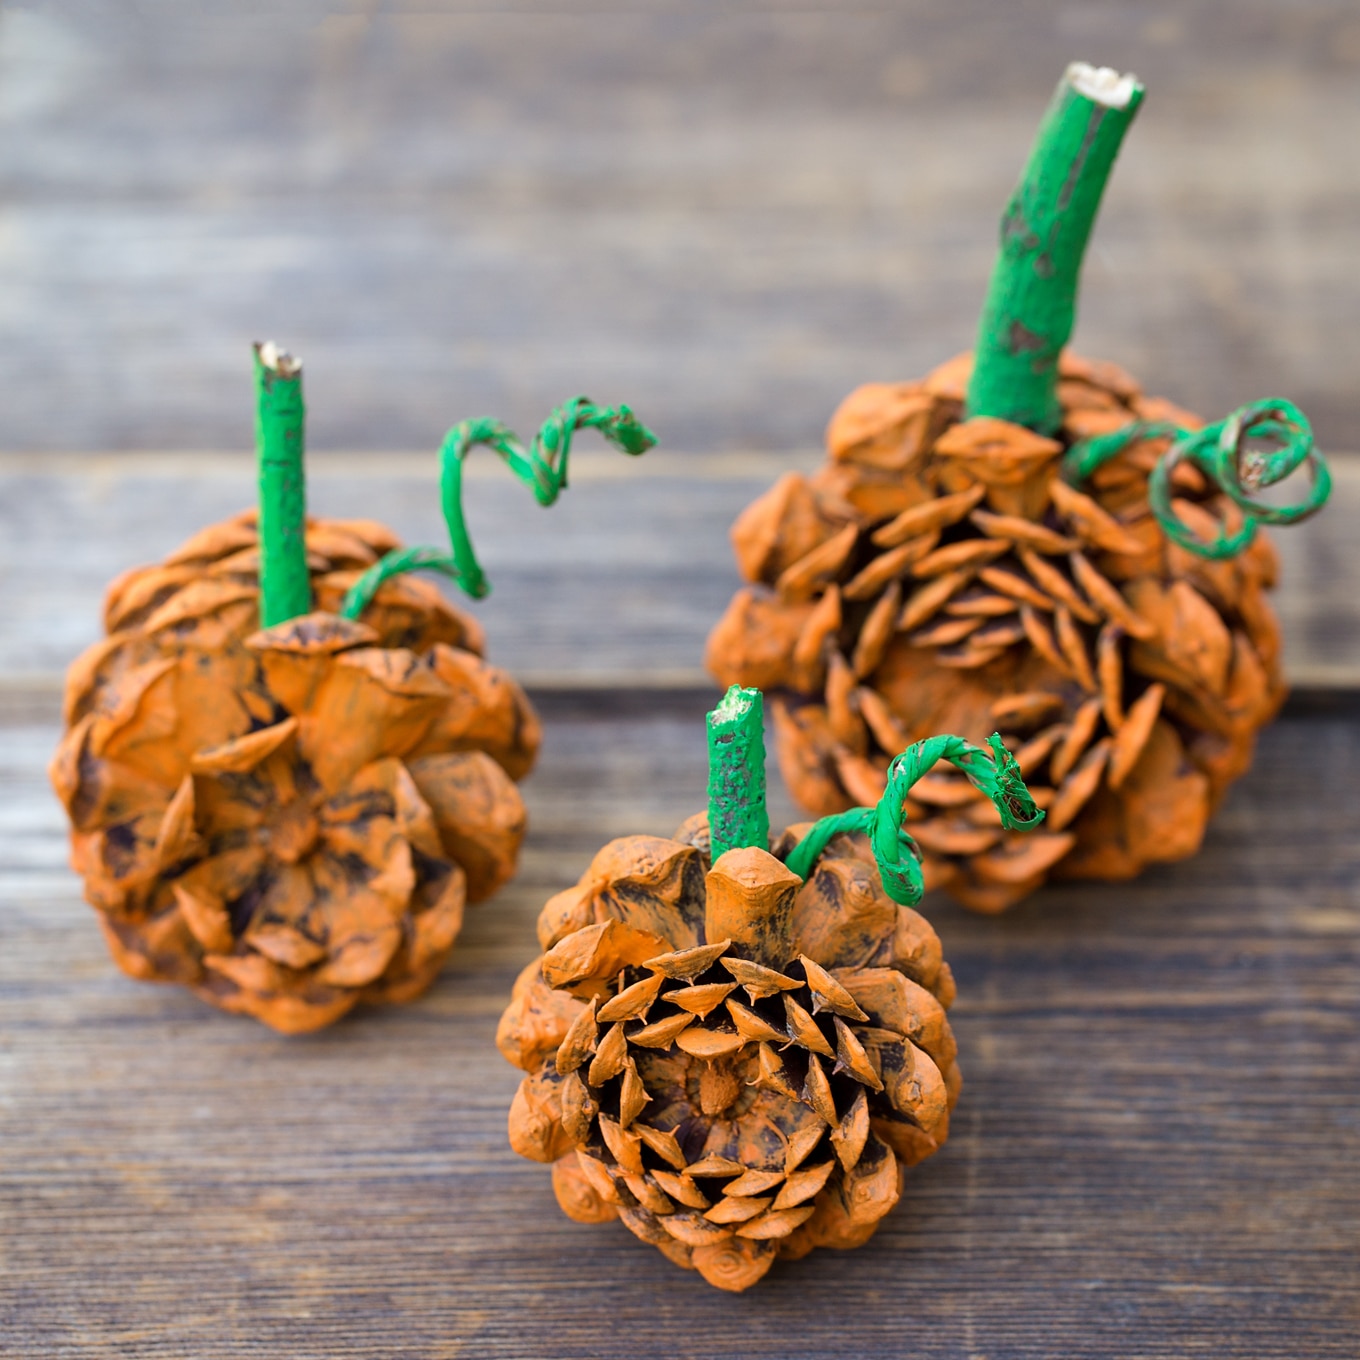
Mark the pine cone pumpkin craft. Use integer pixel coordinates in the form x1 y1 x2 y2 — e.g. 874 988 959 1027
706 65 1331 913
498 686 1043 1290
51 344 655 1031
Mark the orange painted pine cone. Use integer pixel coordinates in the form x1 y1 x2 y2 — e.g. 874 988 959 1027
498 812 959 1291
706 351 1286 912
50 510 539 1032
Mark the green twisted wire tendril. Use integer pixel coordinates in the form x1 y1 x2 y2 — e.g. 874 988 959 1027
1062 398 1330 560
339 397 657 617
784 733 1044 907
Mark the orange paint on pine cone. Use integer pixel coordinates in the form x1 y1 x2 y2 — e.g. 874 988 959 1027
497 814 960 1291
704 350 1287 913
51 511 540 1032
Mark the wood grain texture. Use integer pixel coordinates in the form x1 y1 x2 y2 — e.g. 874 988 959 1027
3 8 1358 1344
2 689 1358 1357
2 449 1358 688
0 2 1357 454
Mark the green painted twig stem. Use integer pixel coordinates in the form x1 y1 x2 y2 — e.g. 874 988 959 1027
1062 397 1331 558
966 63 1144 434
784 733 1043 906
707 685 770 859
254 342 312 628
339 397 656 617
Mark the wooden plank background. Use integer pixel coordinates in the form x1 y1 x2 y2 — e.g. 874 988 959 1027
3 447 1360 690
0 1 1356 455
4 689 1359 1357
2 3 1359 1356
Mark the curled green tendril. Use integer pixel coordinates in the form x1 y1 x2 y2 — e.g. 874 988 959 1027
783 732 1044 907
1062 397 1330 560
339 397 656 618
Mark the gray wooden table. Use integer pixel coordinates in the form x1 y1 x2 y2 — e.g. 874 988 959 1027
3 2 1360 1354
1 1 1357 455
2 451 1359 1358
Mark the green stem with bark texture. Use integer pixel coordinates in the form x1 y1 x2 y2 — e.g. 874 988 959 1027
254 342 311 627
966 63 1144 434
706 685 769 859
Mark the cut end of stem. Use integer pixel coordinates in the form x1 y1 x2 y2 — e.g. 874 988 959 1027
255 339 302 378
1065 62 1141 109
712 684 759 728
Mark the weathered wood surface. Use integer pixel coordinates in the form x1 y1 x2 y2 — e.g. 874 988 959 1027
3 687 1358 1357
0 2 1357 454
3 4 1359 1350
4 448 1360 689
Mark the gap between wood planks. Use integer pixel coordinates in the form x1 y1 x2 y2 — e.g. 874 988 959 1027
6 679 1360 732
4 449 1355 692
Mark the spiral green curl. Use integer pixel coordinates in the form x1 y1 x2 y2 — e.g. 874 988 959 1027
340 397 656 617
784 733 1044 907
1062 397 1330 560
